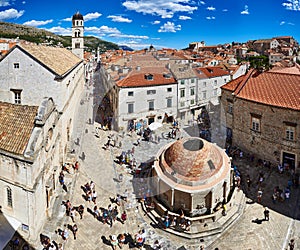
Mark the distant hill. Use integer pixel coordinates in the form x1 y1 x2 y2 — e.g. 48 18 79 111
118 45 134 51
0 21 119 52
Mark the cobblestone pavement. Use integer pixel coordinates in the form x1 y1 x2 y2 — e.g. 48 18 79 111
38 71 300 250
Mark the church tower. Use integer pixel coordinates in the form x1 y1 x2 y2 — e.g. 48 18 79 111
72 12 84 59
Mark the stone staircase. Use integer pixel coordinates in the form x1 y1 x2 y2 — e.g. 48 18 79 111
140 188 246 244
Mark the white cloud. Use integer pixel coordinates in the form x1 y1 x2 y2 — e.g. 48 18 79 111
62 12 102 22
85 25 121 35
0 8 24 20
179 15 191 20
0 0 10 7
282 0 300 11
206 16 215 20
84 12 102 21
199 1 205 5
22 1 26 4
152 20 161 24
107 15 132 23
207 6 215 11
23 19 53 27
222 9 228 12
280 20 295 25
46 26 71 36
109 34 148 39
122 0 198 19
62 17 71 22
241 5 249 15
158 21 181 32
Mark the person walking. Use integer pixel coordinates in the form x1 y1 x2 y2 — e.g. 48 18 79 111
264 207 269 221
70 207 76 223
77 204 84 219
257 188 263 203
92 190 97 204
289 239 295 250
64 200 72 216
153 239 162 249
112 206 119 222
118 233 126 249
59 171 65 186
121 211 127 224
110 235 118 250
93 206 100 220
62 225 69 242
73 161 79 172
71 224 78 240
108 204 113 227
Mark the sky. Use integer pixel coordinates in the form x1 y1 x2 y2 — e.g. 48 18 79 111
0 0 300 50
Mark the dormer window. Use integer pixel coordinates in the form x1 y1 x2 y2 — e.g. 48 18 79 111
145 74 153 80
163 73 171 79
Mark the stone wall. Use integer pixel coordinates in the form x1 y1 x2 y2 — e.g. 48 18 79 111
221 90 300 168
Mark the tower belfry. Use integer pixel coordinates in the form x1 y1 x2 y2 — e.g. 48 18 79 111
72 11 84 59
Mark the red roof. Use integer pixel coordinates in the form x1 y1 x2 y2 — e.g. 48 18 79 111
0 102 38 155
221 74 245 91
195 66 230 78
222 69 300 110
116 71 176 87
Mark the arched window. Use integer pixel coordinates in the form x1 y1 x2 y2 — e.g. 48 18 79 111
7 187 12 207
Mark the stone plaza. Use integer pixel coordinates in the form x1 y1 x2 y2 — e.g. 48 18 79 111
35 69 300 250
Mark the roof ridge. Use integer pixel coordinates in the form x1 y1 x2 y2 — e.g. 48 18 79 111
234 68 256 96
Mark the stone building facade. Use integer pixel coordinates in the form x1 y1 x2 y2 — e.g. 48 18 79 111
0 40 85 244
0 98 64 245
221 67 300 170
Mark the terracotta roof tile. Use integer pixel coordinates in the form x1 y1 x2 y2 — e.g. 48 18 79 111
170 64 197 79
221 74 245 91
269 63 300 75
231 69 300 110
0 102 38 155
17 43 82 76
116 71 176 87
194 66 230 78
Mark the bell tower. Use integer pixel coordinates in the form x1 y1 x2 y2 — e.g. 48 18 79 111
72 11 84 59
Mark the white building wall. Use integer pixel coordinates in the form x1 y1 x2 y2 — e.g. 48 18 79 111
177 78 197 123
0 42 9 51
0 47 85 159
117 84 177 129
270 39 279 49
232 64 248 80
197 75 231 106
0 48 85 241
0 48 85 113
0 49 63 109
0 101 63 240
